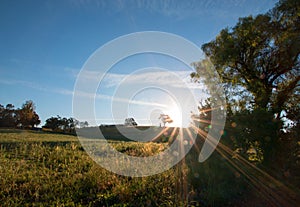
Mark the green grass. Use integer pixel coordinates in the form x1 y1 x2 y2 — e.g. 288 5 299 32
0 129 78 142
2 130 295 206
0 130 178 206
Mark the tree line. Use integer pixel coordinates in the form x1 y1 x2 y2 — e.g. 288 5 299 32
43 115 88 134
0 100 88 133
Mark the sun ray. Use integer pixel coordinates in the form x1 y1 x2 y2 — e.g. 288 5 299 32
175 127 189 205
150 126 170 142
188 123 299 206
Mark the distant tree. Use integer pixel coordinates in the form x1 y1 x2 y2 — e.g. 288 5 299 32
0 104 18 128
159 114 173 127
124 118 138 126
43 116 78 134
17 100 41 128
66 118 79 133
43 116 61 131
0 104 4 127
79 121 89 128
29 112 40 128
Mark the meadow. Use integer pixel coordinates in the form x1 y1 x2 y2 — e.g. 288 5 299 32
0 129 178 207
1 129 299 207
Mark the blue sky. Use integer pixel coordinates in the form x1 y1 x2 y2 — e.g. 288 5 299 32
0 0 277 126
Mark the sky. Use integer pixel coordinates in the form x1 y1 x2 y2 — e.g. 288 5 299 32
0 0 278 127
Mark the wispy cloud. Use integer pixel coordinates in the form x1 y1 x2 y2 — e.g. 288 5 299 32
75 70 205 90
0 78 75 97
68 0 274 20
71 89 168 108
0 79 51 92
0 78 167 108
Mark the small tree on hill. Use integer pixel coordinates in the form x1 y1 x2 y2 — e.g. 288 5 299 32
124 118 138 126
159 114 173 127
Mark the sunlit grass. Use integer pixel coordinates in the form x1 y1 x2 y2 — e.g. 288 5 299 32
0 129 77 142
0 130 177 206
1 128 298 206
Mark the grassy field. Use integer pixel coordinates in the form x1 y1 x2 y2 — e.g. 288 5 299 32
0 129 179 206
1 129 299 206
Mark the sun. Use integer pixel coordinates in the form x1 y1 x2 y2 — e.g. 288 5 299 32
165 105 183 128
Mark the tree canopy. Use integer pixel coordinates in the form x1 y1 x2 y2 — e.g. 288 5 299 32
191 0 299 166
43 116 89 134
124 118 138 126
194 0 299 116
0 100 40 129
18 100 41 129
159 114 173 127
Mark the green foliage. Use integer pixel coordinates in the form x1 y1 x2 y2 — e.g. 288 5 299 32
17 100 41 128
192 0 299 169
225 109 283 165
198 0 299 113
0 101 41 129
188 2 300 206
124 118 138 126
43 116 80 134
0 104 18 128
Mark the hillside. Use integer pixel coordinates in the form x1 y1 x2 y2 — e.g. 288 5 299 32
76 125 179 142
